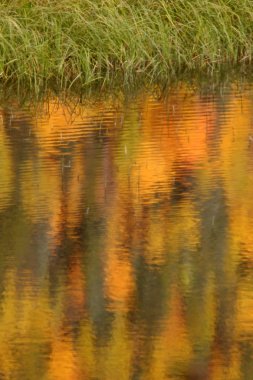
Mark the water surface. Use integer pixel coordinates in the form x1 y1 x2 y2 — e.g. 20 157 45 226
0 84 253 379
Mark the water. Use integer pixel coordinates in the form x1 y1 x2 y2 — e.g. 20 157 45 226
0 84 252 379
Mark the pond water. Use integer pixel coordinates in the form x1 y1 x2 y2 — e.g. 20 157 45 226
0 83 253 379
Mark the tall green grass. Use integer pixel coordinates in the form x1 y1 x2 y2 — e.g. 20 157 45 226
0 0 252 90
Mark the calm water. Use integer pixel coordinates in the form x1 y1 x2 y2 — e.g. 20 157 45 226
0 84 253 379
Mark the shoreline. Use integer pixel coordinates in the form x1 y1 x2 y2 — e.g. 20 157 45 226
0 0 252 90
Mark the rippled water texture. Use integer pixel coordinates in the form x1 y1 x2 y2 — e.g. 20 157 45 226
0 84 253 379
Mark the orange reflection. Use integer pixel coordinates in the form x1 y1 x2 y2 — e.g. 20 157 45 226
0 85 252 379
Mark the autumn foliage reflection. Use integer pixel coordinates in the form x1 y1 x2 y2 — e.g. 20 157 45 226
0 85 252 379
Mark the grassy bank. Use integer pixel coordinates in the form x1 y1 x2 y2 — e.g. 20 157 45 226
0 0 253 90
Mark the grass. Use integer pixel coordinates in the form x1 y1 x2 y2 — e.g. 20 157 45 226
0 0 252 91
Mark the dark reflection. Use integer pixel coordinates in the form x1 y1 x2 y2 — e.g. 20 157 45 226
0 85 252 379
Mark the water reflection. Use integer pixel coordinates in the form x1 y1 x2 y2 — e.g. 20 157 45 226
0 85 252 379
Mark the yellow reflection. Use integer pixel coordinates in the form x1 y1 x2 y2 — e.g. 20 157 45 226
48 335 79 380
0 85 252 379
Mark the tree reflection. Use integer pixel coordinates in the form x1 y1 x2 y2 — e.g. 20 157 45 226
0 85 252 379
